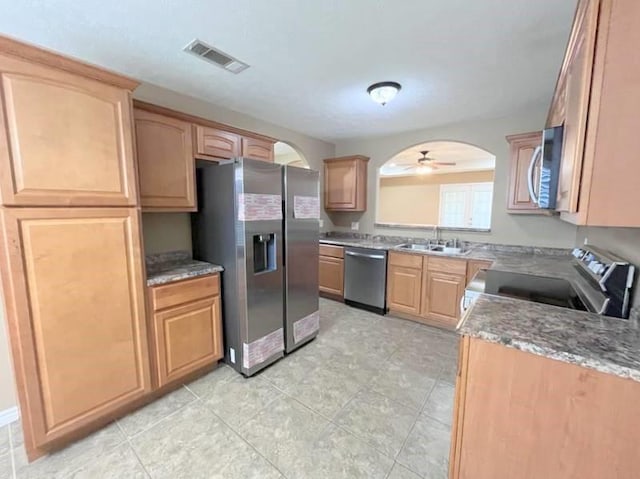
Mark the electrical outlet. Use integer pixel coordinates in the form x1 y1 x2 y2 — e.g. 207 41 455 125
351 222 359 231
319 219 324 228
584 237 589 245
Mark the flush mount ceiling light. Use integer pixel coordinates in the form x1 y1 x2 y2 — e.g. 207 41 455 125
367 81 401 106
417 165 433 175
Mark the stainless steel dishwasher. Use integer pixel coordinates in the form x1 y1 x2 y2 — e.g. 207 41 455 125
344 246 388 314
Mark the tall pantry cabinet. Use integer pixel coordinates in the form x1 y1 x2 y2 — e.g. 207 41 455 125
0 37 150 459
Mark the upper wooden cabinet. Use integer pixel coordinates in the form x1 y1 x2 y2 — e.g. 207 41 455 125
134 109 196 211
505 131 544 214
0 48 138 207
548 0 640 226
0 207 151 455
324 156 369 212
194 125 241 160
241 137 274 162
192 121 275 163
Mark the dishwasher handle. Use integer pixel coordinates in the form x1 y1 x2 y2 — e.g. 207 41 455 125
345 251 386 260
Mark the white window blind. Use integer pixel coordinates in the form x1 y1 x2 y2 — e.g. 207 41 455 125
439 182 493 228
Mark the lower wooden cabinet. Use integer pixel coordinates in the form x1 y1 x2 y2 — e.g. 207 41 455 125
0 207 151 456
319 255 344 297
422 270 466 326
451 337 640 478
387 252 474 328
148 274 223 387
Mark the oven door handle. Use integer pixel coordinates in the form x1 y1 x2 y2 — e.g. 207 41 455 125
527 145 542 205
345 251 386 260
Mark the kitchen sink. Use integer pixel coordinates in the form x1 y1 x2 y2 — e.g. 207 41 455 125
396 243 470 255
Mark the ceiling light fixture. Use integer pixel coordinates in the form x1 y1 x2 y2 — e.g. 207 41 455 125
367 81 401 106
417 165 433 175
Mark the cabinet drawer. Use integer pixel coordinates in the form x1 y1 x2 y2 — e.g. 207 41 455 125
428 257 467 275
319 244 344 258
388 251 423 269
151 274 220 311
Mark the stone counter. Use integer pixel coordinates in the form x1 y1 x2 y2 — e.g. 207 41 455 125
146 251 223 287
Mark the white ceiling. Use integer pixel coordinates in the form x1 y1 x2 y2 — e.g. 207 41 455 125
380 141 495 177
0 0 576 141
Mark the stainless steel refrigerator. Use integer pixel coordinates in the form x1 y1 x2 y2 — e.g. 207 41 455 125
282 165 320 353
192 158 285 376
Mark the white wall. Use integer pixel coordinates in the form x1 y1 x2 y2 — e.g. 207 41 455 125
331 105 578 248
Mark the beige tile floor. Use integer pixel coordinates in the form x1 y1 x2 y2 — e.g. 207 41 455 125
0 299 458 479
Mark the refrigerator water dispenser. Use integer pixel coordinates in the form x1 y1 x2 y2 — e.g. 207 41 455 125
253 233 276 273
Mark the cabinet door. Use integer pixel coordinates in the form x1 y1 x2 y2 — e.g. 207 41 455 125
506 132 543 212
241 137 274 162
194 125 240 160
387 265 422 316
556 0 598 213
0 207 150 451
319 256 344 296
153 295 223 387
0 54 137 206
134 109 196 211
324 161 357 210
424 271 466 325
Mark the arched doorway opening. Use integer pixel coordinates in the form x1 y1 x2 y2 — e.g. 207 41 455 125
274 141 309 168
378 141 496 229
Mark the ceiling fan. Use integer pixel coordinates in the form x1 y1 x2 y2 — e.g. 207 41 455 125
402 150 456 172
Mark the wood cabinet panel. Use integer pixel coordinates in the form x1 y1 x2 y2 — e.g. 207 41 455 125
466 260 492 285
151 274 220 311
423 271 465 325
319 244 344 258
319 255 344 296
452 338 640 478
0 54 137 206
0 207 150 452
194 125 240 160
505 131 544 213
134 109 195 211
387 264 422 316
324 156 369 212
388 251 423 269
556 0 598 213
241 137 274 162
152 296 223 387
428 256 467 275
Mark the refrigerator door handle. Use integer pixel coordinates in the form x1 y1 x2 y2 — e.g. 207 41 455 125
345 251 386 260
527 145 542 205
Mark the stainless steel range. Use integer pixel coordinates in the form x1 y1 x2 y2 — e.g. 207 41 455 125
464 246 635 319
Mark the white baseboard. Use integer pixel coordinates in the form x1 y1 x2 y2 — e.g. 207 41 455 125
0 406 19 427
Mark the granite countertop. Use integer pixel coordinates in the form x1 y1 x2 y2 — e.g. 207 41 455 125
460 294 640 382
146 251 223 287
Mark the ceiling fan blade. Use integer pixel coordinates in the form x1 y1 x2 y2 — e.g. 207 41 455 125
401 166 415 171
432 162 456 166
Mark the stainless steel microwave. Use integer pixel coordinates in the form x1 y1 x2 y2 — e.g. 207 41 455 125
527 125 564 209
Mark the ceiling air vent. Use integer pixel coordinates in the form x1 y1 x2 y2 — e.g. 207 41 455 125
184 39 249 74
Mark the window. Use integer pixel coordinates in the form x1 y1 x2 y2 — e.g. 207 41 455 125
439 183 493 229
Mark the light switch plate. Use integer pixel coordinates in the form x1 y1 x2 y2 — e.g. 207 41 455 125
351 222 359 231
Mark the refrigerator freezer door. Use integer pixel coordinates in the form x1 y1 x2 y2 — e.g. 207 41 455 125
283 166 320 353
